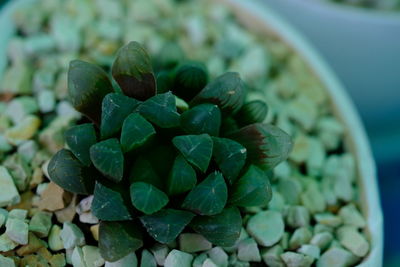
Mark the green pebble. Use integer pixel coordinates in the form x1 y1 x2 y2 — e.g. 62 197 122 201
5 115 41 145
0 167 20 207
0 233 18 252
150 244 169 266
192 253 207 267
298 244 321 259
247 210 284 247
306 138 325 177
82 245 105 267
0 208 8 227
261 245 285 267
286 206 310 228
60 222 85 249
277 178 302 205
300 183 326 214
280 232 290 250
202 259 218 267
164 249 193 267
49 253 66 267
280 252 314 267
289 227 312 250
207 247 228 267
0 255 16 267
49 225 64 251
5 218 29 245
314 213 342 228
337 226 369 257
38 89 56 113
338 204 366 228
105 252 137 267
0 135 12 152
314 224 334 234
316 247 359 267
71 246 86 267
310 232 334 251
140 249 157 267
268 191 285 211
17 140 38 163
4 97 38 125
29 211 52 237
237 238 261 262
3 154 31 191
179 233 212 253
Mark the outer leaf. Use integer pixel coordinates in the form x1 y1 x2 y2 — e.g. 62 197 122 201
68 60 113 124
167 155 197 196
212 137 247 184
172 134 213 172
229 165 272 207
90 139 124 182
64 123 97 166
228 123 293 169
130 182 169 215
180 104 221 136
140 209 195 244
120 113 155 152
112 41 156 100
92 182 132 221
138 92 180 128
190 207 242 247
100 93 140 139
191 72 246 113
182 172 227 216
172 61 208 101
235 100 268 126
47 149 95 195
99 221 143 262
129 157 163 190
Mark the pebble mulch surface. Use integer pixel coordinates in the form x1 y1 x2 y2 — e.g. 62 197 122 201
0 0 370 266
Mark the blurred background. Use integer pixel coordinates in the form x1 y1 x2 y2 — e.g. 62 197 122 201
0 0 398 265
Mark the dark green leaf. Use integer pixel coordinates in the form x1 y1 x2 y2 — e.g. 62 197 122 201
64 123 97 166
156 70 173 94
172 134 213 172
140 209 194 244
180 104 221 136
235 100 268 126
130 182 169 215
90 139 124 182
99 221 143 262
220 116 239 136
190 207 242 247
228 123 293 169
47 149 95 195
142 145 176 181
129 157 163 190
120 113 155 152
212 137 247 184
92 182 133 221
182 172 227 215
191 72 246 114
138 92 180 128
229 165 272 207
68 60 113 124
167 155 197 196
112 41 156 100
100 93 140 139
172 61 208 101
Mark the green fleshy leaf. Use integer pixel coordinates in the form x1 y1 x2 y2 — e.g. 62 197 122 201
112 41 156 100
90 139 124 182
220 116 239 136
99 221 143 262
172 61 208 101
130 182 169 215
129 157 163 190
228 123 293 169
64 123 97 166
229 165 272 207
156 70 173 94
180 104 221 136
143 145 176 180
172 134 213 172
191 72 246 113
167 155 197 196
182 172 227 216
140 209 194 244
138 92 180 128
92 182 133 221
68 60 113 124
47 149 95 195
190 207 242 247
212 137 247 184
100 93 140 139
235 100 268 126
120 113 156 152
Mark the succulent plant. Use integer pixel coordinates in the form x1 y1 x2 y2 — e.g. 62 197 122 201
47 41 293 262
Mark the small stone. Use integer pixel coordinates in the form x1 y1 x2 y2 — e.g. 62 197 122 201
79 212 99 224
287 95 318 130
0 233 18 252
140 249 157 267
179 233 212 253
314 224 334 234
29 211 52 237
30 168 44 188
49 253 66 267
38 182 69 211
286 206 310 228
317 247 359 267
337 226 369 257
36 183 49 196
49 225 64 251
261 245 284 267
0 208 8 227
317 117 344 151
90 224 100 241
0 255 16 267
17 140 38 163
164 249 193 267
289 227 312 249
306 138 325 176
83 245 105 267
71 246 86 267
0 166 20 207
247 210 284 247
207 247 228 267
8 209 28 220
281 252 314 267
39 116 75 153
277 178 302 205
268 191 285 211
150 244 169 266
202 259 218 267
314 213 342 228
310 232 333 251
5 218 29 245
298 244 321 259
105 252 137 267
279 232 290 250
193 253 207 267
4 96 38 124
338 204 366 228
60 222 85 249
16 232 45 256
300 183 326 214
76 196 94 215
5 115 41 145
289 134 311 164
237 238 261 262
3 154 32 192
38 89 56 113
55 194 77 223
